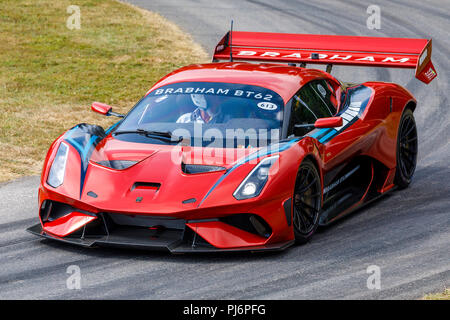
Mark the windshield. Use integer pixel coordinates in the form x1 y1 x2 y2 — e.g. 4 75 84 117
115 82 284 148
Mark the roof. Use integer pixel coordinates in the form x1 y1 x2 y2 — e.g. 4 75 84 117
146 62 333 103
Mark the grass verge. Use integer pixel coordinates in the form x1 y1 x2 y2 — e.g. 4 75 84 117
422 288 449 300
0 0 208 181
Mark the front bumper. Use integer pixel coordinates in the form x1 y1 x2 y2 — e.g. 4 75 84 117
26 223 294 253
26 199 294 253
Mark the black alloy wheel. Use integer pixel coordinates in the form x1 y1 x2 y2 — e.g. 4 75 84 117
395 108 418 188
293 159 322 244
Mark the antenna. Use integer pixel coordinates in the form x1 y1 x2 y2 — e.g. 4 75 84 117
229 20 233 62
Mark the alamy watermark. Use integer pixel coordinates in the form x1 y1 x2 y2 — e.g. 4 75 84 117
66 265 81 290
366 265 381 290
66 5 81 30
170 124 281 165
366 5 381 30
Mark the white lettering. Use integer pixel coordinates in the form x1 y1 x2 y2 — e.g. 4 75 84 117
329 54 352 60
237 51 257 56
217 88 229 95
283 53 302 58
260 52 280 57
382 57 409 63
355 56 375 62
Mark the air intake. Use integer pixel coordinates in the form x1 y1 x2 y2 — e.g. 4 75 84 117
181 163 226 174
131 182 161 191
96 160 137 170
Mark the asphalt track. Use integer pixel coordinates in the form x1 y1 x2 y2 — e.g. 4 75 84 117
0 0 448 299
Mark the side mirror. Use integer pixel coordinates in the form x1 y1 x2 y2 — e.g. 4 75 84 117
91 102 112 115
314 116 343 128
91 102 125 118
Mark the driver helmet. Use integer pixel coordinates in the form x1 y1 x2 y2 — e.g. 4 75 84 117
191 94 208 110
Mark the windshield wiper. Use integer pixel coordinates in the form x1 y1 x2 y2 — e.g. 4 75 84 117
114 129 182 142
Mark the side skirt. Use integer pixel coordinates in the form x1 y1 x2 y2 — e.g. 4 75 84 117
319 159 396 226
319 184 397 226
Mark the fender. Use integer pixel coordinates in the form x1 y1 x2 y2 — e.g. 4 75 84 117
361 82 416 169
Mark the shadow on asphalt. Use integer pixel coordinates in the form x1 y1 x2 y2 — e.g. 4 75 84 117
37 238 288 263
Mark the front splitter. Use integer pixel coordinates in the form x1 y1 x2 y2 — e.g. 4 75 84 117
26 223 294 253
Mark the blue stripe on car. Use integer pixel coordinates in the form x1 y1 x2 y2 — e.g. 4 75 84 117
197 138 301 207
64 126 102 198
307 85 373 144
319 129 338 143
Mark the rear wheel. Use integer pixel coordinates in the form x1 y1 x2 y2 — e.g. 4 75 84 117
394 108 418 189
293 159 322 244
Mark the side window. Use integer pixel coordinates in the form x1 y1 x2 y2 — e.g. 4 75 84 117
288 80 335 136
309 80 337 115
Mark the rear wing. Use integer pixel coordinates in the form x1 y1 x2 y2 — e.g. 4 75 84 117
213 31 437 84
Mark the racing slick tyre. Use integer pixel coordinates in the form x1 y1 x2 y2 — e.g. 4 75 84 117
293 159 322 244
394 108 418 189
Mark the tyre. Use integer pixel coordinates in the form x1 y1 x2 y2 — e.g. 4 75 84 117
394 108 418 189
293 159 322 244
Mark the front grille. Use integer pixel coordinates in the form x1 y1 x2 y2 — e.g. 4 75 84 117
107 213 185 230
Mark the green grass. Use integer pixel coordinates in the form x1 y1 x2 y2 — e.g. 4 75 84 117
0 0 207 181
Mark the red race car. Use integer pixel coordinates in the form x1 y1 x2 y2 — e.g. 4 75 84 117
27 31 437 252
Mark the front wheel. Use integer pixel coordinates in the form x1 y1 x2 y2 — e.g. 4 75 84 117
293 159 322 244
394 108 418 189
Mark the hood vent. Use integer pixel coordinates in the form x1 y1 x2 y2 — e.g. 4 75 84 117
96 160 138 170
181 163 226 174
131 182 161 191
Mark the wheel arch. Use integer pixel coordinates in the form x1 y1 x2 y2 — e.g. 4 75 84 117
299 153 324 203
303 154 320 174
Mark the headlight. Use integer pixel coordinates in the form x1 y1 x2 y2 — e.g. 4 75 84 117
47 142 69 188
233 155 279 200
